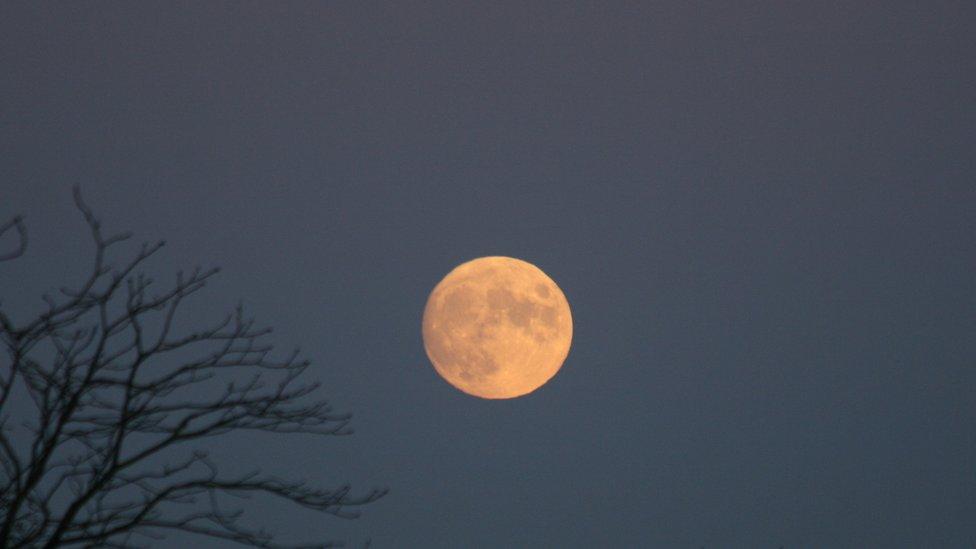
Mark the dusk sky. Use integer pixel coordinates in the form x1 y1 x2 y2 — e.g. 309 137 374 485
2 3 974 547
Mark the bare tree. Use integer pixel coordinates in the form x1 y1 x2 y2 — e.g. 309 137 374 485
0 189 385 548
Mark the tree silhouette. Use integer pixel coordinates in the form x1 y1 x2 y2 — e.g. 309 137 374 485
0 189 385 548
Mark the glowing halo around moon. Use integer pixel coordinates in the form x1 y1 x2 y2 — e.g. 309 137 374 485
422 256 573 399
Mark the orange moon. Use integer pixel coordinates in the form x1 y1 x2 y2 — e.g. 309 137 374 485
422 256 573 399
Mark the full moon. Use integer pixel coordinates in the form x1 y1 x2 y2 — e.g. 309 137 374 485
422 256 573 399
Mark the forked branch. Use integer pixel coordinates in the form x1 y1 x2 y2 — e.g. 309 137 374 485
0 190 385 548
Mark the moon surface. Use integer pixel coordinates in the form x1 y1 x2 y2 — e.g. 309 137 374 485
422 256 573 399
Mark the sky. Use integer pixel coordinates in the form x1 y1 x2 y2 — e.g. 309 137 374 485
1 2 975 547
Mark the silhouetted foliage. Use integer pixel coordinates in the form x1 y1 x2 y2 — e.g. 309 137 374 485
0 189 385 548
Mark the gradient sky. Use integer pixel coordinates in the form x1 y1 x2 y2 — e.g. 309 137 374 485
2 3 974 547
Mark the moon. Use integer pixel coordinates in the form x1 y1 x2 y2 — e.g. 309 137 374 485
422 256 573 399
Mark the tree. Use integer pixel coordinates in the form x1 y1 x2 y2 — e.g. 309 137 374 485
0 189 385 548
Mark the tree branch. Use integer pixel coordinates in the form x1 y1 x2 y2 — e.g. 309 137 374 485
0 215 27 262
0 190 385 548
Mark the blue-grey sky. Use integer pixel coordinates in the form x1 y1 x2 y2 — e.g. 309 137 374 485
2 3 975 547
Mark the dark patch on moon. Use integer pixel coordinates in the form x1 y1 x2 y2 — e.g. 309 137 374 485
486 284 548 331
